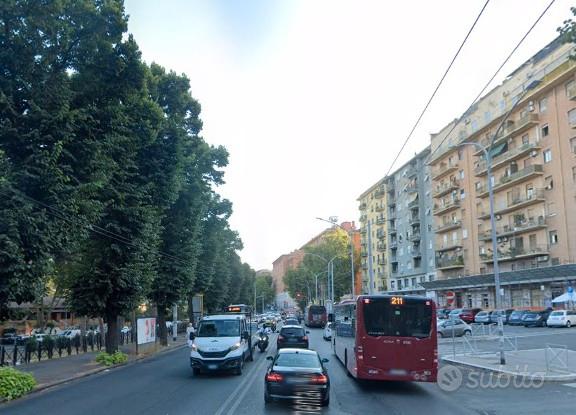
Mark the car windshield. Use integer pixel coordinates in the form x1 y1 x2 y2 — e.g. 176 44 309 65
363 298 432 338
274 353 321 368
280 328 304 337
550 311 564 316
197 320 240 337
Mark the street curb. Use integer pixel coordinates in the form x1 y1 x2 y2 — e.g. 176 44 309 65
1 342 187 404
441 356 576 382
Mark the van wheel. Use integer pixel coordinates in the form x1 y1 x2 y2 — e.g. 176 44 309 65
192 368 200 376
235 357 244 376
567 321 572 328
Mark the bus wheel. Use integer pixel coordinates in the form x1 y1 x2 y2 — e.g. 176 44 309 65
344 350 352 378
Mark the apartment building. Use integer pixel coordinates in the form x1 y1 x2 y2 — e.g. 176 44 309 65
422 36 576 309
387 148 437 294
357 179 388 293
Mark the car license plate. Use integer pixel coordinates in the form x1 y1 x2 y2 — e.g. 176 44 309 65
389 369 407 376
208 364 217 370
287 378 305 384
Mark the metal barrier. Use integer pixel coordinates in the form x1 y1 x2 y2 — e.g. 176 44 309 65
545 344 569 373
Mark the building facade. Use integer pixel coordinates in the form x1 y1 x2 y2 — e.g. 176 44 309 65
387 147 437 294
272 250 304 294
423 36 576 309
357 179 388 293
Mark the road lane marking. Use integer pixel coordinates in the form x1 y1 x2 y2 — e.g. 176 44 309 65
213 336 276 415
562 383 576 388
223 352 271 415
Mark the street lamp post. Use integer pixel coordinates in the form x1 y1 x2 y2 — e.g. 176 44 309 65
316 217 356 297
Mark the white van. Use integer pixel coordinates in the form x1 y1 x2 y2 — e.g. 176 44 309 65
189 314 253 375
546 310 576 328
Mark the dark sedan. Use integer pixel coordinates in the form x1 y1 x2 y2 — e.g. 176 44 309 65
523 310 552 327
508 310 530 326
264 348 330 406
277 326 309 349
489 309 515 324
284 318 300 326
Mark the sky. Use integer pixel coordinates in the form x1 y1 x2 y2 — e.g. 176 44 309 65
124 0 574 271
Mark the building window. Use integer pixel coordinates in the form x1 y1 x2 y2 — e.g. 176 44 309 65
549 230 559 245
411 277 417 287
458 149 463 161
569 109 576 127
428 224 432 232
566 80 575 97
571 137 576 154
547 201 556 216
463 229 468 239
522 134 529 145
429 240 433 249
545 175 553 190
543 149 552 163
390 280 395 290
460 189 466 199
539 97 548 113
484 111 492 123
459 170 464 179
397 280 402 289
573 166 576 182
541 124 549 137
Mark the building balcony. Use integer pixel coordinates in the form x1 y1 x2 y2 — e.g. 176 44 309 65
360 214 367 222
378 258 386 266
436 239 463 252
475 113 540 156
389 228 397 236
432 162 459 181
360 227 367 235
478 216 547 241
412 248 422 257
480 244 549 262
409 216 420 225
361 251 368 258
376 216 386 225
389 240 398 249
406 183 418 193
435 255 465 270
387 197 396 207
359 202 367 210
375 204 385 212
568 81 576 101
433 180 460 198
390 256 398 263
374 188 385 199
474 142 542 176
410 232 421 242
406 166 418 178
377 242 386 252
435 220 462 233
477 189 545 219
408 199 419 210
387 184 395 194
476 164 544 198
388 212 397 221
433 199 460 216
377 270 387 278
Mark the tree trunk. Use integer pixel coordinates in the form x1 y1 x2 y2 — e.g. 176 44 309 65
105 312 119 354
156 304 168 346
187 294 195 325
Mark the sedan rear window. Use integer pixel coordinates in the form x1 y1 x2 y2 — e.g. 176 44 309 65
275 353 320 368
550 311 564 316
280 328 304 337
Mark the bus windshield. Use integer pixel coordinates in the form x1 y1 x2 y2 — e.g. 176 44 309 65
308 305 326 314
363 299 432 338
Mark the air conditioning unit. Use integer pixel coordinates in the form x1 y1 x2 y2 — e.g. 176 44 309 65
530 150 538 157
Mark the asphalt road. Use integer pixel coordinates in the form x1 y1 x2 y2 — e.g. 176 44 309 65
2 325 576 415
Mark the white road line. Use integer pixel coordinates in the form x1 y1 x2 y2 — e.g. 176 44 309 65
562 382 576 388
224 352 270 415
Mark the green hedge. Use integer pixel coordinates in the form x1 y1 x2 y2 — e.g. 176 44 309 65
0 368 36 401
95 351 128 366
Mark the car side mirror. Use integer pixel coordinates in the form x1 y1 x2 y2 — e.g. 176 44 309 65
306 330 310 334
321 358 329 363
266 356 274 361
188 332 195 341
242 331 249 340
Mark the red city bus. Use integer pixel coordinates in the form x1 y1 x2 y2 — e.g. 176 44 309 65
304 304 327 328
333 295 437 382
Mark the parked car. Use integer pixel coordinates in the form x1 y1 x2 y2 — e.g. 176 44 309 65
489 309 515 324
458 308 483 324
59 329 81 339
437 318 472 338
277 325 309 349
474 311 492 324
546 310 576 328
448 308 463 320
121 326 131 334
508 310 531 326
523 310 553 327
436 309 451 319
264 348 330 406
1 328 18 345
323 322 333 341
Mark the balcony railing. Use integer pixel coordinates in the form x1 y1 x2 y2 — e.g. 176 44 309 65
377 242 386 252
410 232 421 242
478 216 547 241
409 216 420 225
360 227 367 235
435 255 465 269
432 162 459 180
359 202 367 210
433 199 460 215
378 258 386 266
474 142 541 175
406 183 418 193
408 199 419 209
411 248 422 257
375 205 385 212
476 164 544 197
435 220 462 233
477 188 545 218
433 180 459 198
475 113 540 155
480 244 549 262
376 216 386 225
374 188 385 198
437 239 463 252
360 214 367 222
390 240 398 249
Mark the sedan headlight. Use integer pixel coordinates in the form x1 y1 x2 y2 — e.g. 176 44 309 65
229 342 241 351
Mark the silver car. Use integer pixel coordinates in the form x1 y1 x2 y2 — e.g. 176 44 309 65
437 318 472 338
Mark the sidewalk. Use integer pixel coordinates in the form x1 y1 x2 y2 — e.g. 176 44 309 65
442 348 576 381
16 334 188 391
